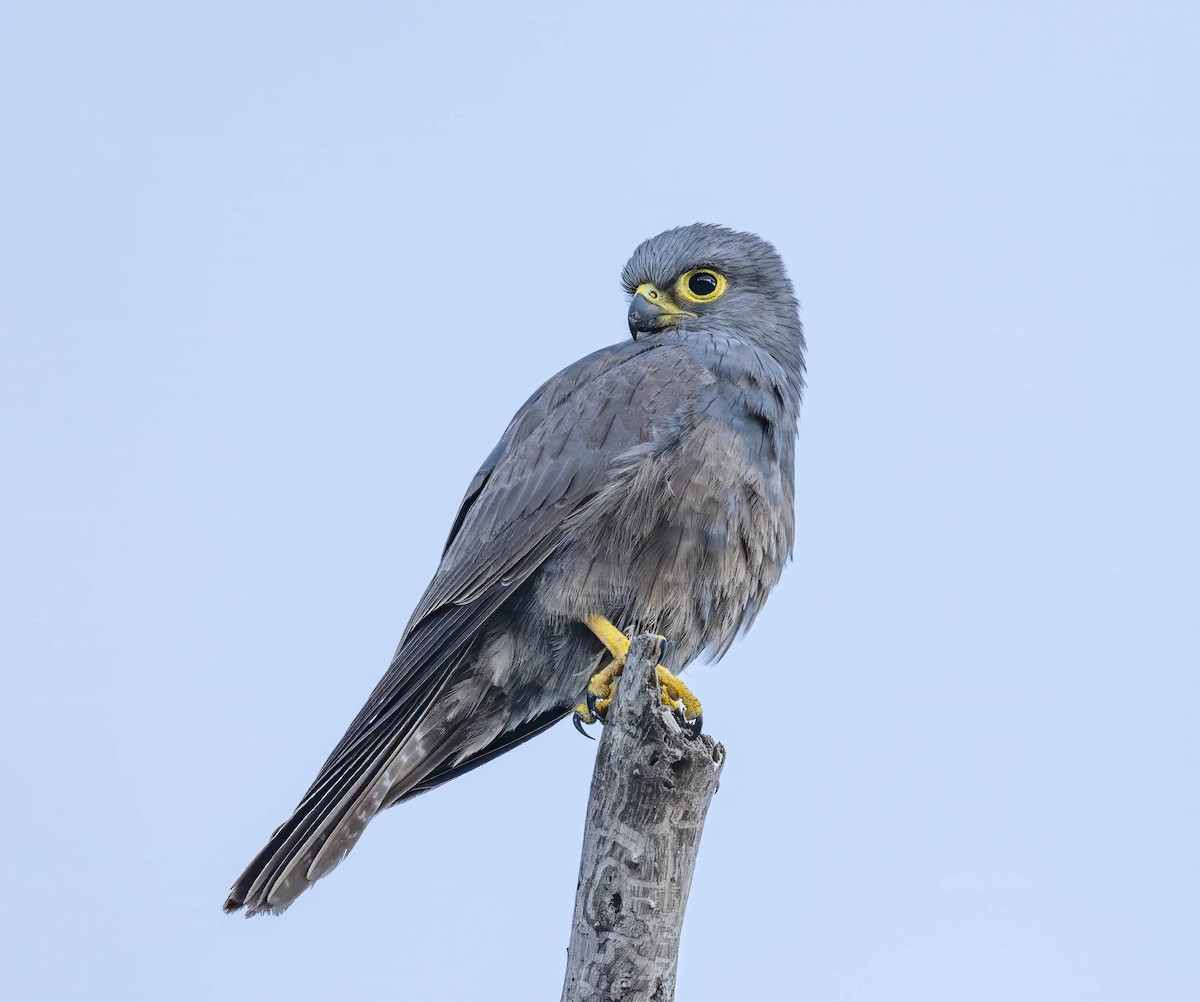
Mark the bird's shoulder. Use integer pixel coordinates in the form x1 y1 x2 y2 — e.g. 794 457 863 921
450 341 713 528
445 337 786 547
504 339 711 436
406 341 712 619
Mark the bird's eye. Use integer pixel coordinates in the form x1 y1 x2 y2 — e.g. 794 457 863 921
677 269 728 304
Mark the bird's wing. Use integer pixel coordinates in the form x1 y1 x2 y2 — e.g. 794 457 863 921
226 339 706 914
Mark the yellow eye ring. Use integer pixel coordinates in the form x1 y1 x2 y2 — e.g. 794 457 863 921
676 269 728 304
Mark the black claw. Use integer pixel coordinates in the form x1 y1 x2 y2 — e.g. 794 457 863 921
685 711 703 739
658 637 671 663
671 705 690 734
586 689 599 717
573 710 595 739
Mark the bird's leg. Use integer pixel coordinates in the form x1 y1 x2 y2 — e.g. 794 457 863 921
571 614 703 738
571 615 628 734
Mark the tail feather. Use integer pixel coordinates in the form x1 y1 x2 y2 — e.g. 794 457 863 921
224 613 578 915
224 726 456 915
224 660 513 915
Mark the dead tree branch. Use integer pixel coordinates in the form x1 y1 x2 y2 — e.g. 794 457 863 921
560 633 726 1002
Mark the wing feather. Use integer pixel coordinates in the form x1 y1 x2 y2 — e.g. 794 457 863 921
226 340 708 913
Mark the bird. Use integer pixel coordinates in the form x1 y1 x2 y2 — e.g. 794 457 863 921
224 223 806 915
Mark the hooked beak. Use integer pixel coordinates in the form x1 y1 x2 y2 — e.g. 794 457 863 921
628 283 696 338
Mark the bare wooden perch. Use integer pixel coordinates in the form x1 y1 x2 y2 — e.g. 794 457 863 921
561 633 726 1002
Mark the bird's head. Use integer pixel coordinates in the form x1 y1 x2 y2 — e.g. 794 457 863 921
620 223 805 374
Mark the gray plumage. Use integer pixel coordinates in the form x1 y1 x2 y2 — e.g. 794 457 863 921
225 223 806 915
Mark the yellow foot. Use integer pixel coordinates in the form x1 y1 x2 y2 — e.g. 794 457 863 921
572 615 703 738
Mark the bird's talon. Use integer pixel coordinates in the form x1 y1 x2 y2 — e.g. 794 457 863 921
572 708 596 738
581 616 703 735
655 663 702 735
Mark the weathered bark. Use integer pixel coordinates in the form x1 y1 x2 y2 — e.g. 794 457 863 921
560 633 726 1002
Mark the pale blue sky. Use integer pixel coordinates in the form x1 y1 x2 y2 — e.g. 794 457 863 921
2 2 1197 999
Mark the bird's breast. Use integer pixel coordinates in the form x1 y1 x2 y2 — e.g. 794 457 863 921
540 407 793 667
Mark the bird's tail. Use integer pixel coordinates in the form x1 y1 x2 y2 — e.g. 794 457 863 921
224 720 461 915
224 628 575 915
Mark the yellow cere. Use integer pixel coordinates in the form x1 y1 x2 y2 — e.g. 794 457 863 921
634 282 693 316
